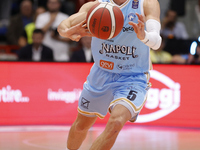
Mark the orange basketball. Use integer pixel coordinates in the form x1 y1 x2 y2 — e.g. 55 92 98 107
86 2 124 40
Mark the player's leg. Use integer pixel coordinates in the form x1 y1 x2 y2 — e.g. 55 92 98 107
67 112 97 150
89 104 131 150
67 65 114 150
89 72 149 150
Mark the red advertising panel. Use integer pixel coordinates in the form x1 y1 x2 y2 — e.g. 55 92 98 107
0 62 90 125
137 65 200 127
0 62 200 128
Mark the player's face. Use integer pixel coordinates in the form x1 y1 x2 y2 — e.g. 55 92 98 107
113 0 127 5
47 0 60 12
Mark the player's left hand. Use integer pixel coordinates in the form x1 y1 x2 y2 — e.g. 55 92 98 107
128 13 146 40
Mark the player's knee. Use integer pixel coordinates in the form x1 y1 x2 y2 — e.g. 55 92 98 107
106 117 124 136
73 121 88 132
111 119 123 131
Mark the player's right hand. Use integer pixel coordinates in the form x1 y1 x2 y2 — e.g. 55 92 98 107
58 20 93 42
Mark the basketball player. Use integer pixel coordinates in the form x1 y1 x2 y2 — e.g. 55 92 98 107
58 0 161 149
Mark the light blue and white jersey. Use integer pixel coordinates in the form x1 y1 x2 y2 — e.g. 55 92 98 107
91 0 150 74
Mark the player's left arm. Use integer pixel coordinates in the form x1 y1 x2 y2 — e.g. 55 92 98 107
129 0 162 50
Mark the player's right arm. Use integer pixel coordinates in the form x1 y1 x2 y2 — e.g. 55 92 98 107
57 1 99 41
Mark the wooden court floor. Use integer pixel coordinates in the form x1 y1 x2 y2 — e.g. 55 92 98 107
0 125 200 150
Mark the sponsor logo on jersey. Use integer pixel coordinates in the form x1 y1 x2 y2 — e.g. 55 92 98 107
100 60 114 70
106 39 114 42
122 25 134 33
136 70 181 123
117 63 135 70
128 13 136 21
99 43 138 58
132 0 139 9
0 85 29 103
